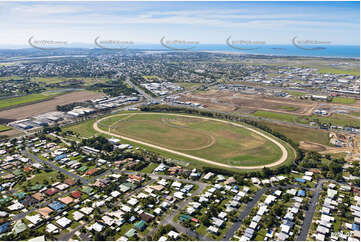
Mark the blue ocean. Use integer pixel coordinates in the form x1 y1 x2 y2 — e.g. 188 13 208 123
127 44 360 58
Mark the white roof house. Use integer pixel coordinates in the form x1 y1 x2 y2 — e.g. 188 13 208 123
218 212 227 220
171 181 182 189
56 217 72 228
167 231 179 239
302 175 312 181
111 191 121 198
280 224 291 234
88 222 104 232
174 191 184 200
208 226 219 234
127 198 139 206
251 177 260 184
121 205 132 213
26 214 43 225
46 224 59 234
73 211 85 221
264 195 277 205
8 201 24 211
316 225 329 234
203 172 214 180
305 171 313 176
80 207 93 215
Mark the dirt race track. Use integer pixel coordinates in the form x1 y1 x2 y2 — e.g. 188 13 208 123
94 112 292 170
0 91 104 121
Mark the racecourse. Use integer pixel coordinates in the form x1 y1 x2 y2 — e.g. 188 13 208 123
93 112 290 170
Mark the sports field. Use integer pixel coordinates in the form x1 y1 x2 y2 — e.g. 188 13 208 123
96 113 292 168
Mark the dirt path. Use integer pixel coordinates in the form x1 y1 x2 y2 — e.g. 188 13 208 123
94 113 290 170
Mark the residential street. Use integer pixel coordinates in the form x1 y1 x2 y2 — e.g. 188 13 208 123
297 179 326 241
22 150 88 184
223 188 267 240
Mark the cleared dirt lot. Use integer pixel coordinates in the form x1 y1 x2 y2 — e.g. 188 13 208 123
180 90 316 115
0 91 104 121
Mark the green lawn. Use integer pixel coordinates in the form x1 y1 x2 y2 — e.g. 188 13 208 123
175 82 202 89
253 110 297 123
278 105 299 112
14 170 62 190
100 113 284 167
332 97 356 105
0 125 11 132
31 76 109 86
140 163 158 173
350 111 360 117
318 68 360 76
63 118 98 138
0 92 61 110
297 114 359 128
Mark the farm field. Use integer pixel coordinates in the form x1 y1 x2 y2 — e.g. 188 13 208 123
0 125 11 132
97 113 288 167
30 76 109 86
0 93 60 110
0 91 104 121
317 67 360 76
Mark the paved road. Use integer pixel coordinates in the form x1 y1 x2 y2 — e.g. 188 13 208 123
22 150 88 184
94 113 289 169
125 77 158 102
223 188 267 240
58 177 156 241
147 175 210 240
12 181 83 221
297 180 326 241
223 183 305 241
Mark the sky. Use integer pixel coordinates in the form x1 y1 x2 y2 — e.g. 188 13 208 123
0 1 359 47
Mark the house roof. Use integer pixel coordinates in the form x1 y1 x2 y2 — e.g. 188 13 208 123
125 228 136 238
86 168 99 176
64 179 76 186
58 196 73 205
45 188 59 196
38 207 53 218
134 220 146 230
48 201 65 211
71 191 82 199
32 192 44 201
140 213 154 223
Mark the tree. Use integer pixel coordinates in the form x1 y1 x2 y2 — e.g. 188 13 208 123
200 214 210 226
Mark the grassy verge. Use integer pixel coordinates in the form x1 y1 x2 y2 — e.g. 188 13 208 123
253 110 297 123
332 97 356 105
278 105 299 111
